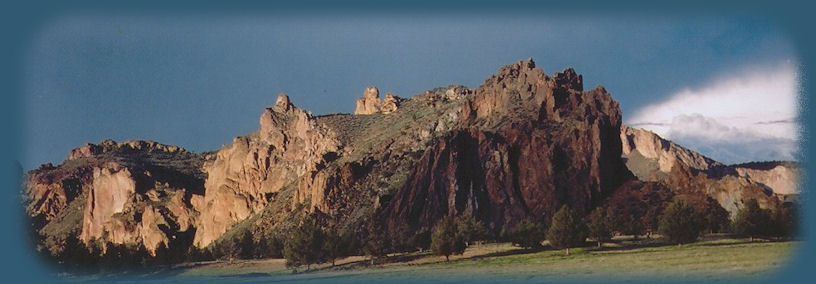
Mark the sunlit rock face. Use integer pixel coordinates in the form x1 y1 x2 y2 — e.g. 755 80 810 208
619 125 784 215
193 93 340 247
26 140 204 255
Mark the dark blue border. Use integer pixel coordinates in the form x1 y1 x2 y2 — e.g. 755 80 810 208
1 1 812 283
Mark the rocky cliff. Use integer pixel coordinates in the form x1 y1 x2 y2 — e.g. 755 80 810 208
192 93 340 247
25 140 205 255
384 59 633 232
619 125 794 214
24 58 798 260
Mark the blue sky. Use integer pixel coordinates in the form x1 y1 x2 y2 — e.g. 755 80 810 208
21 13 799 169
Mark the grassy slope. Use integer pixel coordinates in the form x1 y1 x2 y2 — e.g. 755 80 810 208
166 238 795 283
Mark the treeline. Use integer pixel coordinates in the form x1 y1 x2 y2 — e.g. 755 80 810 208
39 196 797 274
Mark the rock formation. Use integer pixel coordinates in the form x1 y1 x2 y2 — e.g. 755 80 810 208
733 162 801 195
385 59 633 231
25 140 204 255
192 93 340 247
619 125 787 214
23 58 799 264
354 86 402 114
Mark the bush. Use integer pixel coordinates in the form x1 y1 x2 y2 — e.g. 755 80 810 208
658 199 705 245
731 199 772 241
547 205 587 255
431 216 465 261
586 206 613 247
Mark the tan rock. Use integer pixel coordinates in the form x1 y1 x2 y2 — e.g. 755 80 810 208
193 95 341 247
354 86 381 114
80 163 136 243
735 164 800 195
381 93 402 114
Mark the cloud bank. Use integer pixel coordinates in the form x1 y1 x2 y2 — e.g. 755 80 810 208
627 62 800 164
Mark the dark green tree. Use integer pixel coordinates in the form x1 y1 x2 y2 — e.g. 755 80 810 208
257 233 285 259
547 205 587 255
389 223 413 253
362 217 389 265
731 199 772 242
770 202 796 240
587 206 613 247
322 229 342 266
409 227 432 252
658 199 705 245
284 217 325 271
703 197 730 234
506 218 547 250
456 209 487 246
430 216 465 261
238 230 255 259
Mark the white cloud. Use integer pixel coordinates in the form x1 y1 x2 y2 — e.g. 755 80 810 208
627 62 800 164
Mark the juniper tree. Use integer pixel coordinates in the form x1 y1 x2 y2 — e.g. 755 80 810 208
284 217 325 271
506 218 547 250
731 199 772 242
703 197 730 234
456 209 487 246
658 199 705 245
587 206 613 248
547 205 587 255
430 216 465 261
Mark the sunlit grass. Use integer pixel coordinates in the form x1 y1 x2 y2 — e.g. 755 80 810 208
166 237 796 283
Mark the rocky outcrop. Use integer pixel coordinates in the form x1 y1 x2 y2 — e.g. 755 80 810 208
25 140 205 255
193 93 341 247
80 163 136 243
734 162 801 195
25 58 800 265
386 59 633 231
619 125 781 214
620 125 723 179
354 87 402 114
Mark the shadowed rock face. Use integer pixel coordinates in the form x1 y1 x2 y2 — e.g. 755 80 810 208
385 59 633 232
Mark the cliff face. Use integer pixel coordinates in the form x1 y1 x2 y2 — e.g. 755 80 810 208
25 58 799 260
733 162 801 195
192 94 340 247
385 59 633 231
619 125 791 214
25 140 205 255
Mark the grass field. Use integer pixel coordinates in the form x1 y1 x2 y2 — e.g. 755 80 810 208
90 236 796 283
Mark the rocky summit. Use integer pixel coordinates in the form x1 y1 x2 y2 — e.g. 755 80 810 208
23 59 799 261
